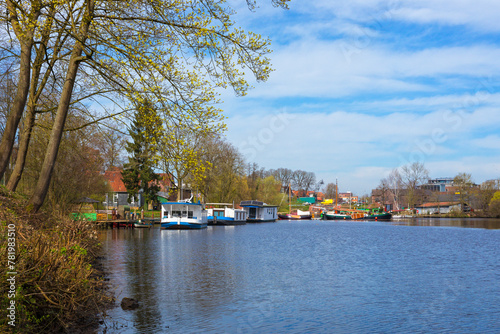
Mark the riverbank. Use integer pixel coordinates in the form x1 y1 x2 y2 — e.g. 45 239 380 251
0 186 112 333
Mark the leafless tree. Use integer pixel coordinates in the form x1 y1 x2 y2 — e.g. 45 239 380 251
401 162 429 208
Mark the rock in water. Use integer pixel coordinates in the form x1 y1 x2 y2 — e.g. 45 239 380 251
121 297 139 310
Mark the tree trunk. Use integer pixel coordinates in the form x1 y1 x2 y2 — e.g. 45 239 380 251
0 43 33 181
7 8 56 191
6 106 36 191
28 0 94 212
0 1 42 181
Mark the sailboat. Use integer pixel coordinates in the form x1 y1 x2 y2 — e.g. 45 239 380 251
278 184 312 220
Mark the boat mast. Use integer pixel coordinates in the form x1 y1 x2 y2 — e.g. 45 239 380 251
288 183 291 214
335 178 338 209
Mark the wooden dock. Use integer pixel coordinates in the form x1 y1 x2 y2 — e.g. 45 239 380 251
96 218 160 228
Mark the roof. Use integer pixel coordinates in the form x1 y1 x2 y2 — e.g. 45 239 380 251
240 200 278 208
160 201 203 206
103 168 172 193
103 169 127 192
417 202 460 208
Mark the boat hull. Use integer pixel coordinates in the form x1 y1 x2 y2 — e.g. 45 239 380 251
161 221 207 229
324 212 392 221
363 213 392 220
134 222 152 228
208 216 246 226
324 214 352 220
246 218 277 223
278 213 312 220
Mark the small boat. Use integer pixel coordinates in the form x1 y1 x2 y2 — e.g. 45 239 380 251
278 209 312 220
324 208 392 221
240 200 278 223
133 219 153 228
207 204 247 225
160 201 208 229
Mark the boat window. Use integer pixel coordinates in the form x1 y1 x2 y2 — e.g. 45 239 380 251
188 211 194 218
172 211 182 218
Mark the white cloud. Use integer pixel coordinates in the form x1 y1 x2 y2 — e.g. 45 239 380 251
244 40 500 99
290 0 500 32
471 135 500 150
219 0 500 195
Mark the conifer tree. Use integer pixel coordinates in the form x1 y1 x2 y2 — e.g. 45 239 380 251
121 100 161 206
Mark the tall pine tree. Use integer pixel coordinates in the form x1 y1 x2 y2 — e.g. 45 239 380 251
121 100 162 206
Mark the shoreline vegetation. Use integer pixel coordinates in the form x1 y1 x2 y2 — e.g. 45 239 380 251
0 186 112 333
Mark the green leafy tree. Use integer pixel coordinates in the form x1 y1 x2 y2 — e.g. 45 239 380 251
488 191 500 218
256 176 282 205
121 101 161 206
200 135 246 203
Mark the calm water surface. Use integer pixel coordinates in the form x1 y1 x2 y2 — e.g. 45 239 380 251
98 219 500 333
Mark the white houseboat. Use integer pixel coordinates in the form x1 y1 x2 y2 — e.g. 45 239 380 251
207 203 247 225
240 200 278 223
160 201 208 229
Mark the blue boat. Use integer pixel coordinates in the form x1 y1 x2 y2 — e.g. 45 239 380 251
207 204 247 225
160 201 208 229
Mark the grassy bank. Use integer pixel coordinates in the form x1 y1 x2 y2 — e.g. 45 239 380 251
0 186 112 333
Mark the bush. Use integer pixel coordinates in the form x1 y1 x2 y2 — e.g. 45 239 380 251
0 186 112 333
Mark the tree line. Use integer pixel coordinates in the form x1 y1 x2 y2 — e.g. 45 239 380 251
374 162 500 216
119 103 322 208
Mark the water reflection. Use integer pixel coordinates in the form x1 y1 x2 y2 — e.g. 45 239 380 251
390 217 500 229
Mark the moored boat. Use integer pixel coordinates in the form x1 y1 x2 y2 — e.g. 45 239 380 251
324 208 392 221
207 204 247 225
278 209 312 220
133 219 153 228
240 200 278 223
160 201 208 229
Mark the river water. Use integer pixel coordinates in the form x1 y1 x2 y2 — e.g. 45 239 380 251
98 218 500 333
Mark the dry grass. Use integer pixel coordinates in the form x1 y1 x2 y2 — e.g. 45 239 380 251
0 186 112 333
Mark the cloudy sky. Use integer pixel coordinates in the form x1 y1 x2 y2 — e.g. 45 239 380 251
217 0 500 196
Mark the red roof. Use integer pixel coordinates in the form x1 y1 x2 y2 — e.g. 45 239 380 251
103 168 172 192
103 169 126 192
418 202 459 208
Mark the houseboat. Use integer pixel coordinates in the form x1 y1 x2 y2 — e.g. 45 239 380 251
240 200 278 223
160 201 208 229
207 203 247 225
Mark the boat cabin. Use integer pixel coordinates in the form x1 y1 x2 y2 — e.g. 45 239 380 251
160 202 207 229
240 200 278 222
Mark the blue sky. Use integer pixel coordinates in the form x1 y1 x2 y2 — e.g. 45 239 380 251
219 0 500 196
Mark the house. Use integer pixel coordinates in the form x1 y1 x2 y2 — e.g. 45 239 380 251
103 168 141 209
103 167 173 210
415 202 470 214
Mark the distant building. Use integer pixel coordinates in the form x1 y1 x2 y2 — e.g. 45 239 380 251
338 192 358 204
419 177 455 192
415 202 470 214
